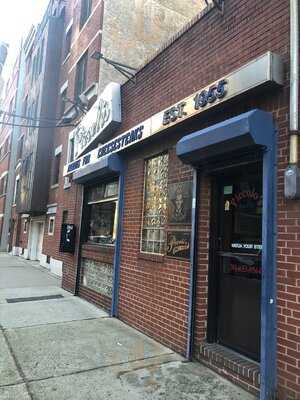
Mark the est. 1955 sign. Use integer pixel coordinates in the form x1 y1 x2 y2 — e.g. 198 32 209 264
73 82 121 158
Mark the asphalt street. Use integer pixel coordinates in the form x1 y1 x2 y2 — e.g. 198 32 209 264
0 254 256 399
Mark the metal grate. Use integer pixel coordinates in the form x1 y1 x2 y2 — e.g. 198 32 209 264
6 294 64 303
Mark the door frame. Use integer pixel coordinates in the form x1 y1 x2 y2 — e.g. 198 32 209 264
177 110 277 400
28 219 45 261
207 161 263 361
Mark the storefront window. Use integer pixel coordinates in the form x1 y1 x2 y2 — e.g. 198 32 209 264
86 181 118 245
141 153 168 254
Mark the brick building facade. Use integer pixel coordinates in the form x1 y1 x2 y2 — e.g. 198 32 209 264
3 0 300 399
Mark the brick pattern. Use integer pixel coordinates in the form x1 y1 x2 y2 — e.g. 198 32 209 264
118 145 192 355
195 343 260 396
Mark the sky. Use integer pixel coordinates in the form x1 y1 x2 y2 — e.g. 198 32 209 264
0 0 49 81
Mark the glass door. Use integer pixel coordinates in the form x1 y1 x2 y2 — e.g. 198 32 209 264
215 164 262 361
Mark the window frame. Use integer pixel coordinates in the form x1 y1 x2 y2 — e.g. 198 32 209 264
80 0 92 29
48 216 55 236
84 181 119 246
74 51 88 100
52 146 62 187
140 152 169 256
13 175 20 205
64 25 72 59
24 219 28 234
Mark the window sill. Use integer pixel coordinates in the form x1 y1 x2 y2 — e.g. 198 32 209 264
138 252 165 264
50 184 59 190
81 243 115 257
64 181 72 190
62 53 71 65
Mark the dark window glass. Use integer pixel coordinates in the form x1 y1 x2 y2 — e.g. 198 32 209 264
74 52 88 99
14 178 20 204
60 88 67 117
24 219 28 233
80 0 92 28
17 136 24 160
69 136 75 162
64 27 72 58
85 181 119 245
0 175 8 195
52 153 61 185
88 202 116 245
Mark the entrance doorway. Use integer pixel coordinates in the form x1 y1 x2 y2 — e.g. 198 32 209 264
29 221 44 261
208 162 262 362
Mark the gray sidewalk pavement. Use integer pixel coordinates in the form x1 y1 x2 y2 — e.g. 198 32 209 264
0 253 256 399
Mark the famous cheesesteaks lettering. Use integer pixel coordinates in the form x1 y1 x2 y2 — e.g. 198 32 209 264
97 125 144 158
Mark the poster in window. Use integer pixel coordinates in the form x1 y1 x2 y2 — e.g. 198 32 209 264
168 181 192 225
166 231 191 260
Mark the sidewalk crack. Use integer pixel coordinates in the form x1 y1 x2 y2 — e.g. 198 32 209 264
0 323 34 399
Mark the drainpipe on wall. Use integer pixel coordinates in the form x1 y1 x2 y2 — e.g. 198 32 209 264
284 0 300 199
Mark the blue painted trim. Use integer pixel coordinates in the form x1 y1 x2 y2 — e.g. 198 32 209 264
73 153 123 184
176 109 274 165
111 170 126 317
186 168 199 359
260 128 277 400
176 109 277 399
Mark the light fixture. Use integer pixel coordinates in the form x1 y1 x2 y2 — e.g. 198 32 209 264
91 51 137 84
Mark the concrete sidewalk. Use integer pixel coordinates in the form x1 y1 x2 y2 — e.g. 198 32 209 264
0 254 256 399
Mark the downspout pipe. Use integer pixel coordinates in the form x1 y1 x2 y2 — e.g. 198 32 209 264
284 0 300 198
290 0 299 139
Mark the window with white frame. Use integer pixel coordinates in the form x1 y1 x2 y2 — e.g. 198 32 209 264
0 172 8 196
141 153 169 255
64 24 72 59
52 145 62 186
48 216 55 235
80 0 92 28
68 131 75 163
24 219 28 234
13 175 20 204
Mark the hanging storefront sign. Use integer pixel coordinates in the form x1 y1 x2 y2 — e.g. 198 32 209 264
73 82 121 158
64 52 283 177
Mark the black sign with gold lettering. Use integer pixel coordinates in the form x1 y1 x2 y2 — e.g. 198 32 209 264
166 231 191 260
